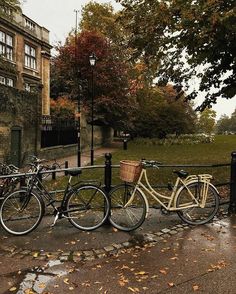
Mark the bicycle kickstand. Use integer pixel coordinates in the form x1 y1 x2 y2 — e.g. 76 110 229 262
51 212 59 227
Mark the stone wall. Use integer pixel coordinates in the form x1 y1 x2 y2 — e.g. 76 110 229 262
0 85 40 166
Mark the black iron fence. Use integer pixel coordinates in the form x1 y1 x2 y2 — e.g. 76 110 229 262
41 118 77 148
1 152 236 212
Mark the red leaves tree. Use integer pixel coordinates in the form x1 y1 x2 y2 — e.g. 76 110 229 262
51 31 133 130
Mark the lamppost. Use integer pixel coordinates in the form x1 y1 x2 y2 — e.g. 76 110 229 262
89 52 97 165
74 9 81 167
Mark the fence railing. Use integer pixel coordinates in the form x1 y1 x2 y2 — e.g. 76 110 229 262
1 152 236 213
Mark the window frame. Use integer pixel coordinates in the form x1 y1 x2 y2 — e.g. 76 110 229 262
24 43 37 70
0 30 13 61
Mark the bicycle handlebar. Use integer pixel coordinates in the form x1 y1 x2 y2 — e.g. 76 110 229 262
141 160 162 168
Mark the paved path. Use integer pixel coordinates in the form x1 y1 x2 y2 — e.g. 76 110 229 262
0 210 234 294
47 142 122 168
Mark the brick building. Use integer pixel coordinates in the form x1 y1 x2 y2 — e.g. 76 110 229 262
0 6 51 115
0 6 51 166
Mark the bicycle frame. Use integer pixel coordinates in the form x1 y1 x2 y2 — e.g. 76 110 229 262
126 169 213 215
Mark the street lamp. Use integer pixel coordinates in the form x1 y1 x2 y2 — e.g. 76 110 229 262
89 52 97 165
74 9 81 167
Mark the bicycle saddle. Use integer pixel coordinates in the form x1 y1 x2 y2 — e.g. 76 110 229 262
173 170 188 178
67 168 82 176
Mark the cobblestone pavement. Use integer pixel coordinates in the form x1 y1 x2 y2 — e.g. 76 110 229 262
0 208 228 264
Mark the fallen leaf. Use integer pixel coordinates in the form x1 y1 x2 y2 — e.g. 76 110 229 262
168 282 174 287
64 278 70 285
170 257 178 260
32 252 39 258
135 271 148 276
159 269 167 275
9 287 17 292
128 287 139 292
38 283 46 289
193 285 200 291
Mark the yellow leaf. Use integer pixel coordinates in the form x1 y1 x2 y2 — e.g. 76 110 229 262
32 252 39 258
135 271 147 276
64 278 70 285
69 287 74 291
24 289 35 294
128 287 136 292
168 282 174 287
159 269 167 275
9 287 17 292
170 257 178 260
193 285 200 291
38 283 46 289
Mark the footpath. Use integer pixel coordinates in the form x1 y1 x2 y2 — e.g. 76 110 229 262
0 143 235 293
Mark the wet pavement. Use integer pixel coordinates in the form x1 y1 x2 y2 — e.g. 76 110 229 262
0 205 234 294
0 143 234 293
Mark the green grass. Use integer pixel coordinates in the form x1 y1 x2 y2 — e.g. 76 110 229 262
47 135 236 197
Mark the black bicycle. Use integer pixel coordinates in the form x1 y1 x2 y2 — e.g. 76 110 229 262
0 163 20 202
0 162 110 235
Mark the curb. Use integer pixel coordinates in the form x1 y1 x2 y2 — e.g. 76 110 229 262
2 212 228 263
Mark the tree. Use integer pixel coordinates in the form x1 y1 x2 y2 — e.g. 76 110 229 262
51 31 133 130
216 108 236 133
117 0 236 109
80 2 123 44
132 85 197 138
197 108 216 134
50 96 76 121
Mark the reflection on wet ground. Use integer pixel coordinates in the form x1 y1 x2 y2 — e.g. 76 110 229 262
15 260 69 294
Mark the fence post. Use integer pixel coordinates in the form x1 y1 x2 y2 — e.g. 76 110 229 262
123 139 127 150
52 164 56 180
104 153 112 194
65 161 68 176
104 153 112 224
229 151 236 214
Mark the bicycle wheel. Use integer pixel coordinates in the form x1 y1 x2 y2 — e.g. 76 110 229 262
108 183 147 231
176 182 219 225
65 185 110 231
0 189 45 235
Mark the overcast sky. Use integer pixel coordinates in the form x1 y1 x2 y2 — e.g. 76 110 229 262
22 0 236 119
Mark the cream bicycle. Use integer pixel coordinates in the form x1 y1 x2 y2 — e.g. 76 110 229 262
109 160 219 231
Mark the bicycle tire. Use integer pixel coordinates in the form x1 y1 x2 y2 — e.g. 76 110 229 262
176 182 219 225
0 189 45 235
65 185 110 231
108 183 147 231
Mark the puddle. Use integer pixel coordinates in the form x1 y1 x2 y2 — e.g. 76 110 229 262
16 259 68 294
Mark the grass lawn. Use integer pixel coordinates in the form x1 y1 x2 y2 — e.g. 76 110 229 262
47 135 236 199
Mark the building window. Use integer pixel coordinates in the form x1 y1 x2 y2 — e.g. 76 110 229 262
24 83 31 92
25 44 36 69
7 78 14 87
0 76 6 84
0 30 13 61
0 75 14 87
25 18 36 31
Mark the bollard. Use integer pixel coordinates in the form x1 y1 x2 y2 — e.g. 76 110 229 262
64 161 68 176
123 139 127 150
104 153 112 224
228 151 236 214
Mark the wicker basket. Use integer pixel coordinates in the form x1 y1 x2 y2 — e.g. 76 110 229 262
120 160 142 183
